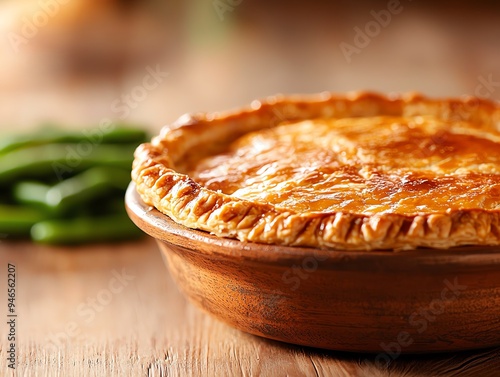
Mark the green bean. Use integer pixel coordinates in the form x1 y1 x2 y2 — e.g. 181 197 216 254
0 125 148 244
0 128 73 155
0 126 148 155
0 204 47 237
31 213 143 244
99 125 148 143
0 143 137 184
13 181 51 209
45 167 131 213
13 167 131 214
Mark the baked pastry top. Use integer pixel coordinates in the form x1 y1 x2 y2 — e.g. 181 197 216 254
132 92 500 250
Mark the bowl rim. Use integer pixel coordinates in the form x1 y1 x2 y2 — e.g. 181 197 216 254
126 183 500 269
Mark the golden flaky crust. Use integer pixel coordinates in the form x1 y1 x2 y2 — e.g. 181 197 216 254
132 92 500 251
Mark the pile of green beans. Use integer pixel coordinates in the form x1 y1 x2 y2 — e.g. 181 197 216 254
0 125 148 244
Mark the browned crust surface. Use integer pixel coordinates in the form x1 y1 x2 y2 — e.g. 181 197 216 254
132 92 500 250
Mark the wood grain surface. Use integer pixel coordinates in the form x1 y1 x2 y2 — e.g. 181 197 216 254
0 240 499 376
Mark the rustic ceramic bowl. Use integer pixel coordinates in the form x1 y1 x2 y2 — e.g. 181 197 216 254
126 183 500 353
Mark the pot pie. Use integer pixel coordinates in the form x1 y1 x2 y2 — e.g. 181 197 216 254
132 92 500 251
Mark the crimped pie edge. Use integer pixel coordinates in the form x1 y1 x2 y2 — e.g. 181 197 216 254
132 92 500 251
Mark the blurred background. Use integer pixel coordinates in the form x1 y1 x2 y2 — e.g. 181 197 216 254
0 0 499 132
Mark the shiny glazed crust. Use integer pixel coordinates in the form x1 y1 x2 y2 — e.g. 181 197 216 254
132 92 500 250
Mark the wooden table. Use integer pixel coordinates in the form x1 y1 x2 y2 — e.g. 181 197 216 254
1 239 499 376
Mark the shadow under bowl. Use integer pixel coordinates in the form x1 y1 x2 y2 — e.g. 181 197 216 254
125 183 500 353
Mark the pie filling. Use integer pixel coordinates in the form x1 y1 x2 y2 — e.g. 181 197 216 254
186 116 500 215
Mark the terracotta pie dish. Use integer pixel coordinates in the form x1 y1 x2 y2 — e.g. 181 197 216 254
126 92 500 353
